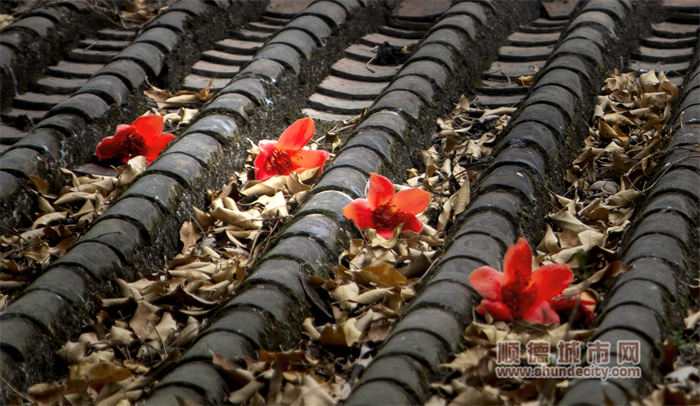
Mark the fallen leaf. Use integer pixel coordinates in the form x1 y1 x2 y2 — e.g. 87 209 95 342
441 347 488 372
129 302 160 340
351 288 394 305
228 380 265 404
318 323 348 347
684 309 700 330
87 362 132 390
516 75 535 86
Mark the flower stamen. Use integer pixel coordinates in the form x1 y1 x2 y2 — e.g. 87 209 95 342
121 131 146 158
372 203 405 231
263 148 299 175
502 284 536 318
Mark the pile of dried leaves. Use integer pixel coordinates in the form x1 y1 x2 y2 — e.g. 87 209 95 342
410 95 511 234
427 69 699 406
539 69 680 307
2 74 216 307
215 190 444 403
144 79 216 129
213 96 519 403
18 138 329 405
0 158 146 307
429 322 594 405
10 69 697 406
412 93 599 405
118 0 166 26
24 97 499 404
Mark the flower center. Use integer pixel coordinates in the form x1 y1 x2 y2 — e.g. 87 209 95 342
501 282 537 319
264 148 299 175
120 130 146 158
372 203 405 232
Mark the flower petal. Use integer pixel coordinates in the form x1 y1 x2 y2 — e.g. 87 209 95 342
343 198 376 231
524 300 560 324
502 238 533 287
469 265 503 301
276 117 315 150
392 188 430 215
96 136 122 161
550 294 597 327
401 213 424 235
480 298 513 322
254 140 278 181
530 263 573 301
291 148 330 173
368 173 395 209
258 140 278 154
142 132 175 163
132 115 164 138
114 123 133 137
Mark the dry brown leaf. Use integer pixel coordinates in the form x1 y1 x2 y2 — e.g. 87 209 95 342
87 362 133 390
448 385 503 406
351 288 394 305
57 339 89 365
341 318 365 346
54 191 97 206
21 241 51 263
684 309 700 330
259 349 315 371
27 174 50 195
0 14 14 30
148 311 177 345
179 221 201 255
330 282 359 311
27 382 63 404
452 94 471 115
516 75 535 86
287 375 336 406
318 323 348 347
538 224 560 254
607 188 640 206
210 350 254 386
463 322 514 346
564 261 631 293
548 208 597 233
229 380 265 404
259 191 288 219
129 302 160 340
600 113 637 127
441 347 488 372
303 317 321 341
356 264 407 287
211 205 262 230
453 177 471 215
110 326 137 346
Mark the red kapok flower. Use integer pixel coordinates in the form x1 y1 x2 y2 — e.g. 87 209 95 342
549 293 597 327
254 117 330 181
468 238 574 324
96 115 175 164
343 173 430 239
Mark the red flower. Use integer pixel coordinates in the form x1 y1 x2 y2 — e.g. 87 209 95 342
343 173 430 239
254 117 330 181
468 238 573 324
96 115 175 164
550 293 597 327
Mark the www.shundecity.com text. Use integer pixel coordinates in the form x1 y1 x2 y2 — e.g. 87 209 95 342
495 364 642 380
